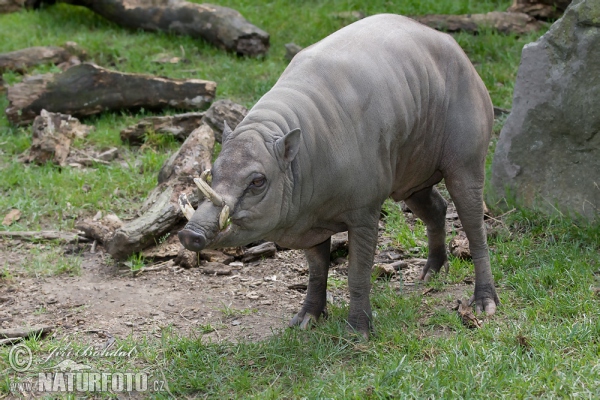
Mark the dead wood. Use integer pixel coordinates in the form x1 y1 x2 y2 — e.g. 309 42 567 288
202 99 248 143
241 242 277 263
0 324 54 339
373 264 396 279
508 0 571 20
0 0 25 13
413 11 546 34
0 230 88 243
75 214 123 245
455 299 482 329
21 110 93 166
6 63 216 126
200 249 234 264
28 0 270 57
0 42 86 73
120 112 205 145
81 100 245 260
449 232 471 259
330 231 349 254
106 123 215 260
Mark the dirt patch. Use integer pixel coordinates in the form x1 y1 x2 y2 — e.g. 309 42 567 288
0 201 494 345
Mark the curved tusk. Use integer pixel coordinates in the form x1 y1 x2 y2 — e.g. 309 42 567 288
200 169 212 184
194 177 224 207
178 193 195 221
219 204 230 230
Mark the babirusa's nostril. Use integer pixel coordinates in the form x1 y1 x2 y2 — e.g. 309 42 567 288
178 229 207 252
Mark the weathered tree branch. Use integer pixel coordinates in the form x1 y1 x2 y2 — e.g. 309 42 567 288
0 43 86 73
28 0 269 57
413 11 546 34
6 63 216 126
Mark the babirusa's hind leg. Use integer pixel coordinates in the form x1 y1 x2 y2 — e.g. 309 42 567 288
404 186 448 281
445 174 499 315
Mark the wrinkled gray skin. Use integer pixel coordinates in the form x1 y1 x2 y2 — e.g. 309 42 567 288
179 14 499 338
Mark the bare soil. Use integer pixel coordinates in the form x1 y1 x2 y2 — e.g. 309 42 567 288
0 203 480 346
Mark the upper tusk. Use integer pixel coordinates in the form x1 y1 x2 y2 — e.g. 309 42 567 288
200 169 212 183
194 177 224 207
219 204 230 230
178 193 195 221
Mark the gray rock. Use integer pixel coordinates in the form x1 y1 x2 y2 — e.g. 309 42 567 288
491 0 600 220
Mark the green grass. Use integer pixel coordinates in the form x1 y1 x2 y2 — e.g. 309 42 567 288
3 0 599 399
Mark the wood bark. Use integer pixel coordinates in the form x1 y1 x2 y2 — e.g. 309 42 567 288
201 99 248 143
28 0 270 57
22 110 93 166
0 0 25 13
0 43 85 73
508 0 571 20
6 63 216 126
413 11 546 35
120 112 205 145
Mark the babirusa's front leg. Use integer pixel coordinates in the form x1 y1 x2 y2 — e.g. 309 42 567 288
289 237 331 329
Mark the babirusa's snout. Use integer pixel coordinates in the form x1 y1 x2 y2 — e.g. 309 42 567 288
178 229 207 252
177 172 232 252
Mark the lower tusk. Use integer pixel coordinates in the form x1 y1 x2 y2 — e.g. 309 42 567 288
178 193 195 221
194 177 224 207
219 204 230 230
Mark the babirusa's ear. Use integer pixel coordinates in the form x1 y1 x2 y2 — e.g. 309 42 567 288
275 128 301 170
222 120 233 144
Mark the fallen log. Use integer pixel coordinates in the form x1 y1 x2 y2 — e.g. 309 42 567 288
74 100 246 260
6 63 216 126
0 0 25 13
241 242 277 263
106 123 215 260
21 110 93 166
0 230 88 243
29 0 270 57
508 0 571 20
120 112 205 145
413 11 546 35
0 42 86 74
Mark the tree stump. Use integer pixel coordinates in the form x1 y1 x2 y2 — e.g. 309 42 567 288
28 0 270 57
5 63 216 126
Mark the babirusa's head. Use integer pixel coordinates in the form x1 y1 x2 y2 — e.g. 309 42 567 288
178 122 301 252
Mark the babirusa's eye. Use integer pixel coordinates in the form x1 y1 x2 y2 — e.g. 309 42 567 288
250 176 266 188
